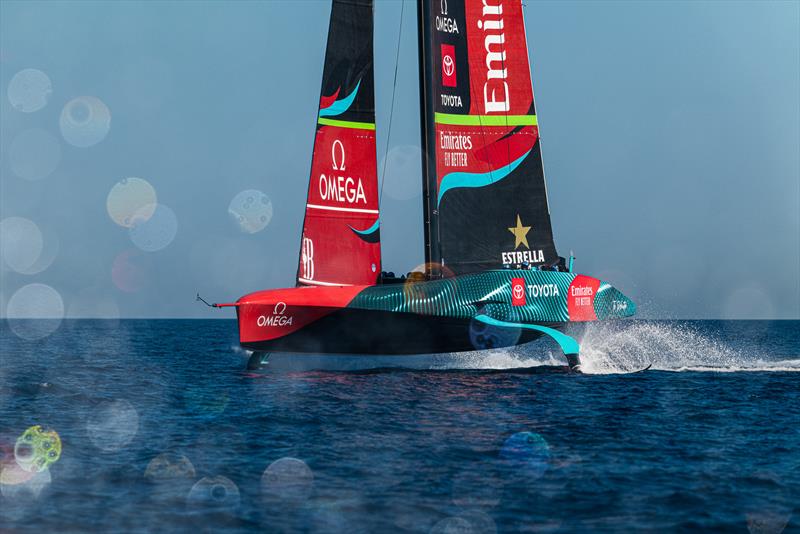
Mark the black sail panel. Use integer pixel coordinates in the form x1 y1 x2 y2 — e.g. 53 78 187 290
418 0 559 276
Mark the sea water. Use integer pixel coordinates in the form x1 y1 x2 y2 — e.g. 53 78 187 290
1 320 797 532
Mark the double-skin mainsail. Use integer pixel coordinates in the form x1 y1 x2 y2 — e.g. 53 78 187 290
418 0 559 277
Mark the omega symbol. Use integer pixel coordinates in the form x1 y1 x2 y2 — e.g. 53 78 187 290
331 139 345 171
441 0 447 15
273 302 287 315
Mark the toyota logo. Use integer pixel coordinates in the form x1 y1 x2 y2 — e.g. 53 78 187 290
513 284 524 300
442 54 455 77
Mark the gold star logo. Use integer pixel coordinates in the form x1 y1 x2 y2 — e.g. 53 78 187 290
508 214 531 249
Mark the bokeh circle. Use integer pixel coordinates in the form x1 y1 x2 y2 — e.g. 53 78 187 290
59 96 111 147
106 177 157 228
9 129 62 181
0 217 43 273
7 69 52 112
228 189 273 234
5 283 65 340
500 431 551 480
129 203 178 252
186 476 240 512
86 399 139 452
261 457 314 505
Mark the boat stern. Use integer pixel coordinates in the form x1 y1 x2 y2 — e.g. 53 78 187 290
232 285 367 350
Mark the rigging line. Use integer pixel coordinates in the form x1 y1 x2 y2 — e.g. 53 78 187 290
378 0 405 208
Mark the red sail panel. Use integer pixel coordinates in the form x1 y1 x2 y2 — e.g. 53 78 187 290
464 0 534 116
299 125 380 286
421 0 559 275
296 0 381 287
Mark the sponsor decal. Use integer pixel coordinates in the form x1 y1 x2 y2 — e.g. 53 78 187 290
501 214 544 265
436 0 459 34
526 283 559 298
511 277 525 306
301 237 314 280
502 250 544 265
478 0 510 113
439 131 471 167
257 302 294 327
612 300 628 313
568 275 600 321
440 94 463 108
441 44 457 87
318 139 367 204
507 214 530 249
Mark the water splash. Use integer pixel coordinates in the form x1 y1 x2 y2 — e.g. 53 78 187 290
239 322 799 374
577 321 800 374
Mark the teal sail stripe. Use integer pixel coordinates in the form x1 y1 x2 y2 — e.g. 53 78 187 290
474 314 580 355
437 150 531 207
349 218 380 236
319 80 361 118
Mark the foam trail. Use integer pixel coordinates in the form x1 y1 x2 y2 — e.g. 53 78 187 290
259 349 558 372
576 321 800 374
235 323 799 373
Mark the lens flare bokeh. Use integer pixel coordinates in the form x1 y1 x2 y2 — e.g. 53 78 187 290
500 432 551 480
129 203 178 252
86 399 139 452
186 476 240 512
111 249 151 292
0 217 43 273
9 128 62 181
145 452 196 480
469 316 521 350
228 189 273 234
261 457 314 506
14 426 61 473
7 68 52 112
5 283 65 340
59 96 111 147
380 145 422 200
106 177 157 228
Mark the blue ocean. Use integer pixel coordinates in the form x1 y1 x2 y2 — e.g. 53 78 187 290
1 319 798 532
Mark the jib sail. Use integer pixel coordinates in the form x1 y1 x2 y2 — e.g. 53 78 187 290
418 0 559 276
297 0 381 287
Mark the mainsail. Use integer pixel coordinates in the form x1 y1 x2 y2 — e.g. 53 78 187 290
418 0 559 276
297 0 381 287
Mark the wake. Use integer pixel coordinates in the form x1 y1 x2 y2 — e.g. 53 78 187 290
575 321 800 374
236 322 799 374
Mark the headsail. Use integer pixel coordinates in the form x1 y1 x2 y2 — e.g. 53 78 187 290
297 0 381 287
418 0 559 276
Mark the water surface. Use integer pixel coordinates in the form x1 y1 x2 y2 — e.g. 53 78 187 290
1 320 798 532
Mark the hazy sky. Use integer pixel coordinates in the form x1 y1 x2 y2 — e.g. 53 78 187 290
1 0 798 319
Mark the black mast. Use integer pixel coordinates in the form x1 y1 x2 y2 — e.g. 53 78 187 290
416 0 441 278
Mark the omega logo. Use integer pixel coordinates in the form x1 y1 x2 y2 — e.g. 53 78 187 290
256 302 293 327
331 139 345 171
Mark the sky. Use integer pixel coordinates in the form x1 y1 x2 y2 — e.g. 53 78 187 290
0 0 798 320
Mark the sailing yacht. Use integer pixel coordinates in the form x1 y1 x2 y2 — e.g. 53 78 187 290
213 0 636 370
